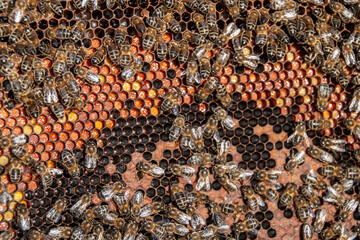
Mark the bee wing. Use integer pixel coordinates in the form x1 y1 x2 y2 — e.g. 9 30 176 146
228 27 241 40
190 213 205 229
195 176 210 191
174 223 189 236
246 54 260 61
343 199 359 213
181 166 196 175
19 215 31 231
48 227 65 238
86 71 101 84
255 194 266 207
349 95 360 113
12 134 27 146
150 165 165 177
239 169 254 179
199 228 215 238
70 198 87 218
0 191 12 205
46 208 61 223
123 232 136 240
323 186 339 203
187 154 201 166
315 209 327 223
282 9 297 20
319 150 336 164
309 0 324 4
48 168 63 176
293 151 305 163
223 115 235 130
180 68 188 76
212 130 221 143
344 51 356 67
132 190 144 205
172 104 180 116
223 22 236 36
85 154 97 170
139 205 153 218
194 72 201 84
343 179 354 191
177 211 192 225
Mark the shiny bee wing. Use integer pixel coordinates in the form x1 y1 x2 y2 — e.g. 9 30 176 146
48 168 63 176
323 186 340 203
190 213 205 229
255 194 266 207
343 199 359 213
213 130 220 143
181 166 196 175
48 227 65 238
199 228 215 238
239 169 254 180
293 151 305 163
0 191 12 205
19 214 30 231
12 134 27 146
282 9 297 20
246 54 260 61
180 68 188 76
342 179 354 191
344 50 356 67
218 140 230 155
86 71 101 84
80 0 89 7
172 104 180 116
309 0 324 4
174 223 189 236
140 205 155 218
223 115 235 130
46 208 61 223
187 154 201 166
315 209 327 224
177 211 192 225
223 22 236 36
319 150 336 164
123 232 136 240
132 190 144 205
349 94 360 114
194 72 201 84
91 0 99 9
150 165 165 177
85 154 97 170
70 197 88 218
228 26 241 40
195 175 211 191
329 139 347 152
270 0 286 9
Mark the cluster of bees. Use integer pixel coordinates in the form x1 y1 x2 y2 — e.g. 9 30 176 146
2 0 360 239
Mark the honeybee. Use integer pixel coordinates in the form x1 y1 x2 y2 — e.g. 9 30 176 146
322 220 343 240
214 139 231 164
271 9 297 23
307 146 336 164
35 162 63 188
46 26 71 40
186 204 206 230
192 42 213 60
11 145 33 166
187 152 213 166
164 222 189 237
197 76 218 102
142 27 157 50
301 223 313 240
92 224 104 239
146 16 166 33
178 40 189 65
61 149 80 177
217 22 241 47
69 193 92 218
113 190 131 216
323 186 347 206
74 47 88 65
339 199 359 222
184 31 206 45
182 59 200 85
294 195 310 222
311 209 327 233
9 160 23 183
8 0 26 23
71 219 93 240
285 150 305 172
338 224 358 240
203 115 219 140
318 165 344 179
163 13 180 33
43 76 59 105
164 0 184 13
316 83 331 112
169 41 179 60
301 169 326 190
32 58 46 85
137 161 165 178
167 206 192 225
345 166 360 180
102 38 120 64
170 183 189 210
0 134 27 148
74 66 100 84
17 203 30 231
169 115 185 142
342 42 356 67
223 0 240 18
214 106 235 130
84 205 110 220
233 52 260 70
349 88 360 114
169 164 196 183
199 57 211 79
206 3 216 27
113 27 127 46
1 53 21 75
255 183 279 202
48 227 73 239
320 137 347 155
46 198 67 223
190 126 204 152
0 182 11 205
123 221 140 240
192 13 209 36
216 82 233 108
254 25 268 47
121 58 143 81
255 170 280 182
8 24 24 45
180 123 192 149
161 88 181 113
98 181 126 201
278 183 297 207
90 46 106 66
208 26 219 43
139 201 164 218
329 1 355 23
300 184 321 208
155 36 167 61
345 117 360 140
217 174 237 192
84 140 98 171
233 213 259 234
117 44 132 68
144 221 167 240
308 119 333 130
195 166 211 192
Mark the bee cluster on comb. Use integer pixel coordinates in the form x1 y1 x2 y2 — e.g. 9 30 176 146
2 0 360 239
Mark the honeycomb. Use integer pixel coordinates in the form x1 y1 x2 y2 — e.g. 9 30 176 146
0 0 359 239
